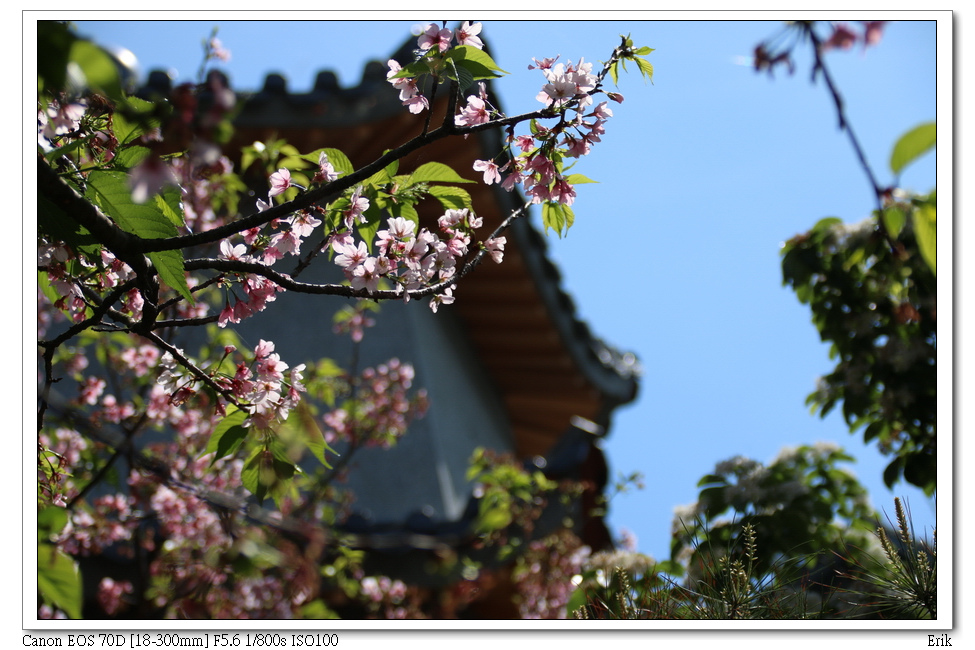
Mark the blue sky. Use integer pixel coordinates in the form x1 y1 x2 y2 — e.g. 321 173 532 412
71 16 942 565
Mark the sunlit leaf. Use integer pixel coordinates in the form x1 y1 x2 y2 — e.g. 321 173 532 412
913 202 936 276
69 38 124 102
85 170 193 303
204 406 249 465
38 543 82 619
890 122 936 176
408 162 476 185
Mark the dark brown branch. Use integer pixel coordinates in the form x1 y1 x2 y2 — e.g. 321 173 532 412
803 23 897 253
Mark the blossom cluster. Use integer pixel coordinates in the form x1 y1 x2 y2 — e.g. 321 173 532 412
322 358 428 450
821 21 887 51
515 530 592 619
330 209 505 312
461 57 617 212
156 339 306 431
385 22 484 115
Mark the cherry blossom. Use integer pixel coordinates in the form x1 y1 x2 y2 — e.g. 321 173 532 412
316 151 340 184
473 159 502 185
485 237 506 264
268 168 292 197
418 23 452 52
456 22 484 49
208 37 231 62
343 186 370 229
862 21 887 47
822 23 858 51
455 95 491 127
429 285 455 313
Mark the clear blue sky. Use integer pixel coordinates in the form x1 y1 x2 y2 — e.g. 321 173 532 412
72 17 941 564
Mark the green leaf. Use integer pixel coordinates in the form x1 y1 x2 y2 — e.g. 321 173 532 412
913 201 937 276
882 206 907 240
408 161 476 185
85 170 194 303
563 173 597 185
295 403 335 468
242 447 274 502
274 403 335 469
428 185 473 210
634 46 656 55
86 170 177 238
69 38 124 102
37 21 76 95
204 407 249 464
113 96 163 146
445 45 510 79
392 202 419 227
37 506 69 540
154 185 186 229
113 145 151 171
38 543 82 619
696 474 727 488
476 500 513 534
635 57 655 83
542 202 575 238
448 61 476 93
38 195 102 259
565 586 589 617
387 59 433 80
890 122 936 176
149 249 193 304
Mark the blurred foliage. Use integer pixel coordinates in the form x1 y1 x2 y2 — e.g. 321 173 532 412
781 124 936 496
671 444 877 594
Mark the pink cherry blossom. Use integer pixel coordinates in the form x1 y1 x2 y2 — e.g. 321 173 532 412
455 96 491 127
429 285 455 313
40 100 87 140
290 211 322 238
343 186 370 229
351 257 381 294
317 151 340 183
418 23 453 52
456 21 483 49
550 177 576 206
208 37 231 62
862 21 886 48
485 237 506 264
473 159 502 185
823 23 858 51
404 94 430 114
528 56 560 71
268 168 292 197
219 239 248 261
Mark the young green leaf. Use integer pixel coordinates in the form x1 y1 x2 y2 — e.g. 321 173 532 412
913 202 936 276
636 58 654 83
428 185 473 210
890 122 936 176
85 170 193 303
445 45 510 79
38 542 82 619
408 161 476 184
69 38 124 101
564 173 598 185
204 406 249 465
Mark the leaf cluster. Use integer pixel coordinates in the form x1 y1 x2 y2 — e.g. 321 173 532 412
672 445 877 585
